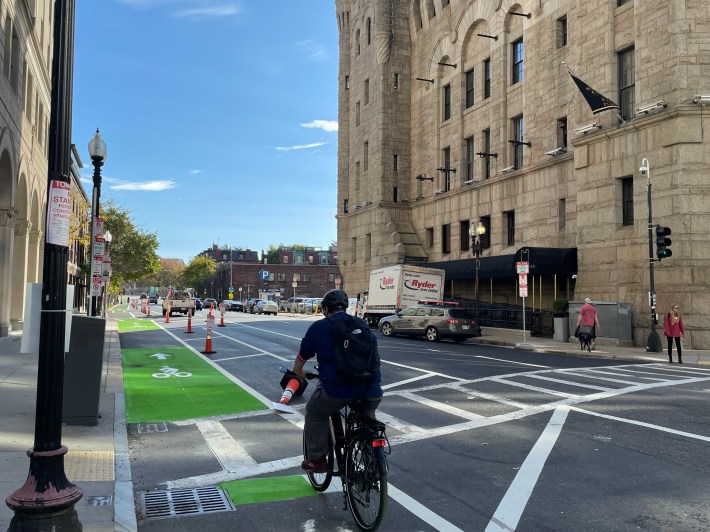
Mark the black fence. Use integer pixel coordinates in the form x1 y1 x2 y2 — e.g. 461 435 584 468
451 298 555 338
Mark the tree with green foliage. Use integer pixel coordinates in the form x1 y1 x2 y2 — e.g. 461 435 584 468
101 200 161 293
140 259 184 294
181 256 217 295
265 243 310 264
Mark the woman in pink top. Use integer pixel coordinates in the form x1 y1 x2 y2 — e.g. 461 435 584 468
663 305 685 363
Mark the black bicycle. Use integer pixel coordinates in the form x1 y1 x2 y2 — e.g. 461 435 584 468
280 368 390 531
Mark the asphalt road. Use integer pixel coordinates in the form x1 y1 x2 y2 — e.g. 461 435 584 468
121 308 710 531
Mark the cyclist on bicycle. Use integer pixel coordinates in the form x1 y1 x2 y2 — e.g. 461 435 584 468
291 289 382 473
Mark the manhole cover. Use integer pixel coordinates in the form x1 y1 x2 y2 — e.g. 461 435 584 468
139 487 234 520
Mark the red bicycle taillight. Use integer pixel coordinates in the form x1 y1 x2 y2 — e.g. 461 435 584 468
372 439 386 448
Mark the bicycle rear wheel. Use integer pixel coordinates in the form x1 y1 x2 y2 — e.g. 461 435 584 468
302 429 334 492
345 437 388 530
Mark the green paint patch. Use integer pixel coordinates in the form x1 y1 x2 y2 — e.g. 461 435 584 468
121 346 266 423
220 476 316 505
117 319 160 332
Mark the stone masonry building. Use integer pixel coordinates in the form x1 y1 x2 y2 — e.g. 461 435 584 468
334 0 710 348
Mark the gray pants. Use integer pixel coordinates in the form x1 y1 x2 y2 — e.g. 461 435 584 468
304 387 381 459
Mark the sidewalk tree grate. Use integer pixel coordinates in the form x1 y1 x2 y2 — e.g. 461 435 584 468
139 486 234 520
135 421 169 434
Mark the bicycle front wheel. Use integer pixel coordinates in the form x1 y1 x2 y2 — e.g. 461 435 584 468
302 428 334 492
345 438 388 530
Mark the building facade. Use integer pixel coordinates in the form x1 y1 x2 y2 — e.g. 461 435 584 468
334 0 710 348
0 1 54 335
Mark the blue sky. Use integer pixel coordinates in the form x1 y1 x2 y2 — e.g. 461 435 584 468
73 1 339 262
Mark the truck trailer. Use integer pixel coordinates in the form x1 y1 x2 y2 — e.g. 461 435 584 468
357 265 446 327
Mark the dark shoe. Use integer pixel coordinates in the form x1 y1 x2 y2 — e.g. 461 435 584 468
301 456 328 473
678 358 683 364
669 356 673 363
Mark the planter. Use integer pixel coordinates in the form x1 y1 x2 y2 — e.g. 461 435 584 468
553 316 569 342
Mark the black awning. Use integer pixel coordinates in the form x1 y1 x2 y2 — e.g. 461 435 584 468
428 247 577 281
514 247 578 276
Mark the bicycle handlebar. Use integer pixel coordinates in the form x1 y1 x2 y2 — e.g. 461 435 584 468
279 366 319 380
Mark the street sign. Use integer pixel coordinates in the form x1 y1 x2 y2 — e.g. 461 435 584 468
519 286 528 298
516 261 529 274
228 286 234 293
206 313 215 331
238 287 243 293
90 276 103 296
93 238 105 257
259 269 270 280
292 282 297 288
518 273 528 287
92 257 103 277
46 181 71 247
93 217 104 237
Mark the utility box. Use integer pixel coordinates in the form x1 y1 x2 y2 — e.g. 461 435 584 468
63 316 106 426
568 301 633 347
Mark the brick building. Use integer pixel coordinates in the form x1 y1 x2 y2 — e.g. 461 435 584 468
334 0 710 348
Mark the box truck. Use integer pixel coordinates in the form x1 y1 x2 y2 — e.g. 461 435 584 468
357 265 446 326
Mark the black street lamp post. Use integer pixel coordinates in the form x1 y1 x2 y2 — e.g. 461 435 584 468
7 0 83 519
642 158 662 352
469 220 487 336
88 129 107 317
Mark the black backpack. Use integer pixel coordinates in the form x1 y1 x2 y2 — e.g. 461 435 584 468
329 314 380 383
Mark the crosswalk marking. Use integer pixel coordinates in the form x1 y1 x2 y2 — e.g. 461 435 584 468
520 373 612 392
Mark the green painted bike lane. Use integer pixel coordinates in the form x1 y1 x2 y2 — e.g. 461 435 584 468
119 320 266 423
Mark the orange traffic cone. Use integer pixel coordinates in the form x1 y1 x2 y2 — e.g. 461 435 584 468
147 302 151 316
185 309 193 334
201 328 216 354
219 309 225 327
279 378 301 405
165 306 170 323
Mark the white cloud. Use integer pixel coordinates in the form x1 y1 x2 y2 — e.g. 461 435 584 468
275 142 327 152
172 4 241 17
110 180 176 191
296 40 329 62
188 169 203 174
301 120 338 133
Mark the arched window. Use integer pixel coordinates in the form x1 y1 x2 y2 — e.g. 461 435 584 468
355 29 361 55
366 18 371 45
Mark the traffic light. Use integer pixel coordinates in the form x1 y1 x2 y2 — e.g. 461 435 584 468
655 225 672 259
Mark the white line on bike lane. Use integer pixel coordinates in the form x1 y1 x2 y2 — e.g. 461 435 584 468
387 484 465 532
485 406 570 532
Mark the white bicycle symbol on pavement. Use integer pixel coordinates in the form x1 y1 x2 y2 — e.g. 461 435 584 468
152 366 192 378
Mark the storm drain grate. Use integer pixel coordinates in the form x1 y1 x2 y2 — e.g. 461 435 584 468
140 486 234 520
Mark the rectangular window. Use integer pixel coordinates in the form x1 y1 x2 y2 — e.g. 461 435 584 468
343 198 349 213
480 216 491 249
622 177 634 226
303 273 312 282
426 227 434 248
460 220 470 251
356 101 360 126
557 16 568 48
278 273 287 281
308 255 314 264
365 233 372 261
393 154 398 171
505 211 515 246
394 73 399 89
512 38 524 84
283 255 289 264
559 198 566 229
442 147 452 191
442 224 451 254
345 75 350 89
363 141 369 171
558 117 568 148
465 69 474 108
618 0 632 5
466 137 474 182
483 58 491 99
512 115 524 169
619 47 635 120
328 273 335 283
364 79 370 105
393 187 398 203
351 237 357 264
443 84 451 121
483 128 491 179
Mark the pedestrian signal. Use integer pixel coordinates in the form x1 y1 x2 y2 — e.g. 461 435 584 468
655 226 672 259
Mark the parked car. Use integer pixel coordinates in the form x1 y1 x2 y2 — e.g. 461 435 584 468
378 304 480 342
194 298 204 311
203 298 218 310
149 294 158 304
302 297 323 314
281 297 306 312
254 300 278 315
245 298 260 313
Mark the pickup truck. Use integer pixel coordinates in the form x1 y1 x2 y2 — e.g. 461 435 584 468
162 290 195 316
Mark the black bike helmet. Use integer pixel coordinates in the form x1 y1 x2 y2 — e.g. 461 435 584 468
321 289 349 312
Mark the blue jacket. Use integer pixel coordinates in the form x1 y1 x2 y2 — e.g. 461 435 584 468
298 312 382 399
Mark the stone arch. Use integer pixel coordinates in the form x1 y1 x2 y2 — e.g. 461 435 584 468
0 131 15 208
10 172 29 326
410 0 423 35
0 129 16 335
425 32 456 80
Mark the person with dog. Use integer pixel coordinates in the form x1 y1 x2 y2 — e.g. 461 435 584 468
576 297 601 349
663 304 685 363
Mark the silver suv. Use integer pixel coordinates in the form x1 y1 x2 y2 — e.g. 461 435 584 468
378 304 479 342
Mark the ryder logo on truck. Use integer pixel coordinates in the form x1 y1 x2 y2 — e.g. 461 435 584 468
404 279 439 293
379 276 396 290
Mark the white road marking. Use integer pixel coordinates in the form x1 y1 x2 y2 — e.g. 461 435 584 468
232 322 303 340
388 483 465 532
647 364 710 375
398 391 485 420
572 407 710 442
381 359 466 381
492 377 578 398
581 368 667 381
213 353 268 362
374 411 425 434
476 355 550 368
381 373 436 390
207 328 291 362
197 420 257 470
521 374 612 392
603 367 689 379
485 406 570 532
456 387 530 409
558 370 639 385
